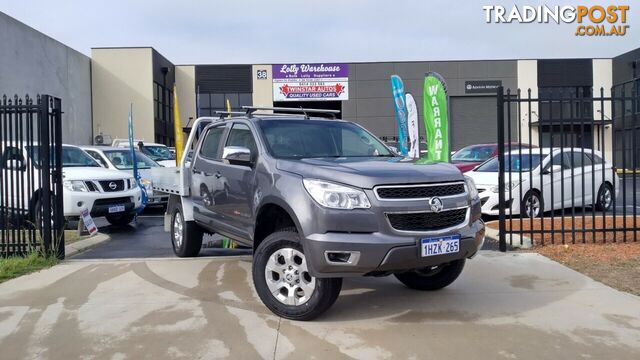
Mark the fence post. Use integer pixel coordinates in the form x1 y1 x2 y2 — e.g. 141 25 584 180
497 87 506 252
38 95 52 254
52 97 64 259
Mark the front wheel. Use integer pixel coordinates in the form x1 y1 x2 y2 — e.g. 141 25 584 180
171 205 203 257
252 229 342 321
522 190 544 218
595 183 614 211
394 259 465 291
105 213 136 226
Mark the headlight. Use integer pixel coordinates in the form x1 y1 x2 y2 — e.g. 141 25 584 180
464 176 478 199
490 181 521 193
140 178 152 190
63 180 88 192
303 179 371 210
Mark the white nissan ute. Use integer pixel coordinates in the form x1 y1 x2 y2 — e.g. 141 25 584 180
1 142 142 227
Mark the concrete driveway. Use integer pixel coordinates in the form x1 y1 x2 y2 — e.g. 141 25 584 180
1 253 639 359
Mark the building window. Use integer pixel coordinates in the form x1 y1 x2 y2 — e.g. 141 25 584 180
197 92 252 117
538 87 593 122
154 82 174 146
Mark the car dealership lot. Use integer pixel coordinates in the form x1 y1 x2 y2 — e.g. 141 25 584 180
1 253 639 359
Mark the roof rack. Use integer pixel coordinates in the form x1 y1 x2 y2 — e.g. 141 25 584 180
214 111 247 119
241 106 340 119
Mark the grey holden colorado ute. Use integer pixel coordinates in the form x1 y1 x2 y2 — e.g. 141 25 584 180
152 107 485 321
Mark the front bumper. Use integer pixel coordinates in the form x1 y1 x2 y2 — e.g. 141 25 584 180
478 189 521 216
304 219 485 278
63 187 142 217
147 194 169 206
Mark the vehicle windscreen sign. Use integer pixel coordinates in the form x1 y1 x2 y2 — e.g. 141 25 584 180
272 63 349 101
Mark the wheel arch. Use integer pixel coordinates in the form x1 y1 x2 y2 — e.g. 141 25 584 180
253 199 302 252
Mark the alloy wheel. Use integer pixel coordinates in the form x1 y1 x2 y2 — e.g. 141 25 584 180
525 194 541 218
600 187 612 210
173 211 183 249
265 247 316 306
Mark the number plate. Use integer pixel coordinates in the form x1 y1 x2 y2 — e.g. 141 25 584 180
108 205 125 214
421 235 460 257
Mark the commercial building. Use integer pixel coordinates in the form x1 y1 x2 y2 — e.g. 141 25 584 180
0 11 92 145
1 11 637 164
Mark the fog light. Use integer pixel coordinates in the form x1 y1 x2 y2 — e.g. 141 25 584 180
77 201 84 207
324 251 360 265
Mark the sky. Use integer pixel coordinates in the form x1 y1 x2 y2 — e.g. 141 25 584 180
0 0 636 64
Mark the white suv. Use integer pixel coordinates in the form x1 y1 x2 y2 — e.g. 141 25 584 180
1 142 142 227
81 146 168 206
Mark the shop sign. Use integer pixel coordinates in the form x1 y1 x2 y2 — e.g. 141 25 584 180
464 80 502 94
272 63 349 101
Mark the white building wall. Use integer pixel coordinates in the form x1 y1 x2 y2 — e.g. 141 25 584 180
517 60 539 145
592 59 613 160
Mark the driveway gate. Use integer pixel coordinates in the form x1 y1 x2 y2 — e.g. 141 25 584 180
496 86 639 251
0 95 64 259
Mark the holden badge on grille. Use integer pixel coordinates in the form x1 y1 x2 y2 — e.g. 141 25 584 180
428 197 444 213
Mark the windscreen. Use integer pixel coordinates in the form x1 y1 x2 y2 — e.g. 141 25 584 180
104 150 159 169
141 145 174 161
451 145 495 162
259 120 393 159
29 146 100 168
475 154 543 172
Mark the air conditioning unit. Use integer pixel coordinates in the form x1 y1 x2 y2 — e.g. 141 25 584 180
94 134 112 145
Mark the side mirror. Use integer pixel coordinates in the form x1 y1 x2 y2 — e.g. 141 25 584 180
7 159 25 171
222 146 252 166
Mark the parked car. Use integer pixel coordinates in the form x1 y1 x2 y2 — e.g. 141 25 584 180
81 146 168 206
0 143 142 227
451 143 536 173
111 139 176 167
151 109 485 321
465 148 619 217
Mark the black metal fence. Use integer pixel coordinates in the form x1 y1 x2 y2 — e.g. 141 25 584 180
496 86 639 251
0 95 64 258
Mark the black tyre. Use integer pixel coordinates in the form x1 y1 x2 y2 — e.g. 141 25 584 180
171 204 203 257
394 259 466 291
105 213 136 226
34 196 54 236
252 229 342 321
522 190 544 218
595 183 614 211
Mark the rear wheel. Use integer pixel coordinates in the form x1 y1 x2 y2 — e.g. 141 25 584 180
595 183 614 211
394 259 465 291
252 229 342 321
171 204 203 257
105 213 136 226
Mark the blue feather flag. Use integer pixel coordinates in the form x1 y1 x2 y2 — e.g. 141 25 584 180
390 75 409 156
128 104 148 213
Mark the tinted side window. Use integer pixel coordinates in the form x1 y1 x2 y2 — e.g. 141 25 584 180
200 126 225 159
582 153 593 166
1 147 24 168
571 152 583 168
550 153 571 169
226 123 257 155
592 154 603 164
